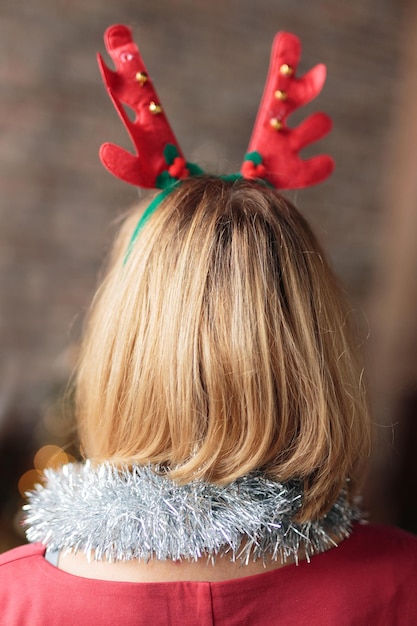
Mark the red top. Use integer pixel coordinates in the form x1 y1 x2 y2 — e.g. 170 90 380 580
1 524 416 625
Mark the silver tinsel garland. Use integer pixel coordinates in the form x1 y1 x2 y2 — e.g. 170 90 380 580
24 462 362 564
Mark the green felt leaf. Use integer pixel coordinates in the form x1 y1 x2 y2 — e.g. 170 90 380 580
163 144 180 165
156 170 176 189
187 162 205 176
244 151 263 165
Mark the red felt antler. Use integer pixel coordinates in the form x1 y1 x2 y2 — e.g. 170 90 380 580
241 32 334 189
97 24 194 188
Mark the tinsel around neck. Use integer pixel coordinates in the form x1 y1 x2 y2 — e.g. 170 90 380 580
23 462 362 564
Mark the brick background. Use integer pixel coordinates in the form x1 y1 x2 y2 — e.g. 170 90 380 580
0 0 402 410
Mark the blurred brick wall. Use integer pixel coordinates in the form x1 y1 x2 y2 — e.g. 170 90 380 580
0 0 410 537
0 0 402 411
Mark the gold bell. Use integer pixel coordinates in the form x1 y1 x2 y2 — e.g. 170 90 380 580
279 63 294 77
274 89 288 101
270 118 283 131
136 71 149 86
149 101 163 115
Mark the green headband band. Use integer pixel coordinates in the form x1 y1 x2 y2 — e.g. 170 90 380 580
124 172 250 264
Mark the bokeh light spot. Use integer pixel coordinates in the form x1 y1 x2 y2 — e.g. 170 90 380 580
34 445 69 471
18 469 43 498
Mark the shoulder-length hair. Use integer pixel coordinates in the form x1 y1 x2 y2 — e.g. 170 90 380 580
76 176 371 522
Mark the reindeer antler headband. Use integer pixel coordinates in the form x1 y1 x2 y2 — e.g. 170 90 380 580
98 24 334 235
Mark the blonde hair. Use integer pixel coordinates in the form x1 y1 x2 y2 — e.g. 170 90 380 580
76 177 371 521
